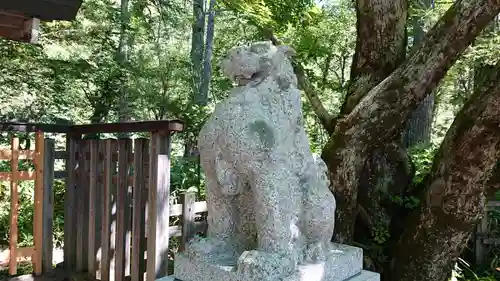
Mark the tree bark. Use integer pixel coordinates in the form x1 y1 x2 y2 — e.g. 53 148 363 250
487 160 500 197
333 0 411 252
403 0 435 148
198 0 217 106
339 0 408 118
325 0 409 244
117 0 131 125
292 61 335 133
191 0 205 104
322 0 500 243
390 61 500 281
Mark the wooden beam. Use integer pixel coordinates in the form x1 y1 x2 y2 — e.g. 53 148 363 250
9 137 19 275
0 0 83 21
0 120 183 134
115 139 132 281
131 139 148 281
75 141 89 272
100 139 115 281
169 201 207 217
63 134 80 270
33 132 44 275
0 149 36 161
179 193 196 252
0 247 35 266
0 171 36 181
23 18 40 44
0 10 39 43
70 120 184 134
42 139 55 273
87 140 99 278
146 132 172 280
0 122 70 133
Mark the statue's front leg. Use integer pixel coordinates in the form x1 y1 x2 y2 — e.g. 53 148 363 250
215 154 245 196
237 166 302 279
186 157 243 262
301 156 336 262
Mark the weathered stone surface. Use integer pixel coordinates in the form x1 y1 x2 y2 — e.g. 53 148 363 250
162 270 380 281
175 243 364 281
350 271 381 281
174 41 378 281
163 270 380 281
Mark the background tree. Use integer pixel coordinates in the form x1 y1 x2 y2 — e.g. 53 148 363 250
1 0 500 280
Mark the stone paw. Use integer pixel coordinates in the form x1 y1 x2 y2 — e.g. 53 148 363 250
186 236 240 262
304 242 327 262
236 250 297 279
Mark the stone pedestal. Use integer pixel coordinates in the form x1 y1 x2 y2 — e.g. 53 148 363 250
168 243 380 281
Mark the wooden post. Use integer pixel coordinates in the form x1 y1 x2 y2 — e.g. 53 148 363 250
64 134 81 270
96 141 105 279
146 132 171 281
9 137 19 275
101 139 115 281
88 140 99 277
131 139 148 281
76 140 90 272
42 138 55 273
33 131 44 275
179 192 196 252
116 139 132 281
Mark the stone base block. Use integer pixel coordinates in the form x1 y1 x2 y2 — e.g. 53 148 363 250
173 243 368 281
347 271 380 281
160 270 380 281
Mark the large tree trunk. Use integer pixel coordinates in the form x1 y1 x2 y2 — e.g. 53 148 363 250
322 0 500 247
350 2 412 261
389 61 500 281
403 0 435 148
324 0 409 244
117 0 131 124
191 0 205 104
340 0 408 118
198 0 217 106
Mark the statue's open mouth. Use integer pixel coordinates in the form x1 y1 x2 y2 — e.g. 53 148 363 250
235 72 262 86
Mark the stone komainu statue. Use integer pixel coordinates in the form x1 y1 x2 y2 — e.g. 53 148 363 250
183 41 336 279
173 41 379 281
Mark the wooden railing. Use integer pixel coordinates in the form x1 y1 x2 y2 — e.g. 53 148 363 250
62 137 206 281
475 200 500 264
0 121 212 281
0 132 46 275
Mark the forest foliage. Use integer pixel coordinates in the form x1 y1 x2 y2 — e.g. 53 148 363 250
0 0 500 279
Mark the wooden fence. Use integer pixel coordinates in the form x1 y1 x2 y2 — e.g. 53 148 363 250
0 121 210 281
0 132 46 275
475 200 500 265
63 137 207 281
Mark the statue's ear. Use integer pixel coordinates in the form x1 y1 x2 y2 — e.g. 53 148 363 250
278 45 296 58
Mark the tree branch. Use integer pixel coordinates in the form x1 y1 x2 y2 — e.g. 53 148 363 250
340 0 408 117
341 0 500 146
390 61 500 281
292 61 336 133
323 0 500 243
263 28 335 134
